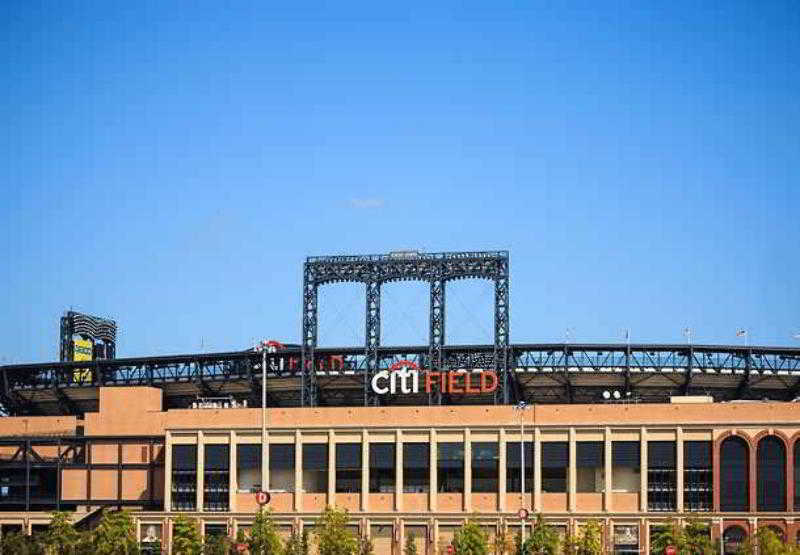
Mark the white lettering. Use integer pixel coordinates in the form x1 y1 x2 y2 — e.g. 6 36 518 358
371 370 390 394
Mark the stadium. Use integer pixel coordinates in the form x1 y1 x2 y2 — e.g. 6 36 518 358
1 251 799 554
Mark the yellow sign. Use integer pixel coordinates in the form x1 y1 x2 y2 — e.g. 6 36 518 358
73 338 93 383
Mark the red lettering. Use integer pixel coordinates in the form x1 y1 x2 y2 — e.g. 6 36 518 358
465 372 480 394
480 371 498 393
448 372 463 393
425 371 441 393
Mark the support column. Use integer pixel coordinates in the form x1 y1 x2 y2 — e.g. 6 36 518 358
640 427 648 513
229 431 237 512
499 429 507 512
395 430 403 512
429 273 445 405
328 430 336 504
464 429 472 512
749 436 757 513
361 430 369 512
262 429 270 496
196 431 205 513
430 430 437 512
294 431 302 511
164 431 173 512
364 280 381 406
676 427 684 512
604 427 612 512
569 428 577 513
534 428 542 512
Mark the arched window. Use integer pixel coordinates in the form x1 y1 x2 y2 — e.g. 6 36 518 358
794 441 800 511
723 526 747 555
765 526 785 543
757 436 786 511
720 436 749 511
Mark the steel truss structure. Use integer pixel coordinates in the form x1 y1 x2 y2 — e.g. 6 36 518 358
60 311 117 362
302 251 510 406
2 343 799 416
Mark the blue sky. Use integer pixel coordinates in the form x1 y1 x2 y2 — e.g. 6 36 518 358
1 1 798 362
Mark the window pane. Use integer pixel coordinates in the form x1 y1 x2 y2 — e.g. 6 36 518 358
720 437 749 512
576 442 603 493
471 443 498 493
647 441 676 511
684 441 712 512
437 443 464 493
203 445 229 512
237 445 261 492
270 444 295 491
335 443 361 493
403 443 429 493
506 442 533 493
369 444 395 493
756 436 786 512
541 442 568 492
171 445 196 511
302 444 328 493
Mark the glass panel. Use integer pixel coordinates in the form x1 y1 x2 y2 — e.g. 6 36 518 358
541 442 568 492
171 445 197 511
403 443 429 493
684 441 712 512
437 443 464 493
471 442 498 493
720 437 749 512
237 445 261 493
369 443 395 493
577 442 603 493
756 436 786 512
612 442 640 493
647 441 676 511
203 445 229 512
506 442 533 493
335 443 361 493
270 444 295 492
302 444 328 493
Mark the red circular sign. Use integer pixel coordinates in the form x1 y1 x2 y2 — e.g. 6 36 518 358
255 490 271 505
517 508 529 520
235 543 247 553
665 547 677 555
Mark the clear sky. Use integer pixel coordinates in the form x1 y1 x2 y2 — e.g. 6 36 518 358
1 1 798 363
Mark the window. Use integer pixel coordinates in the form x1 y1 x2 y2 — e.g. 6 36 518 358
541 442 568 493
684 441 712 511
335 443 361 493
171 445 197 511
369 443 395 493
302 444 328 493
576 442 603 493
237 445 261 493
723 526 746 555
757 436 786 512
437 443 464 493
506 442 533 493
647 441 676 511
472 442 499 493
270 444 295 492
203 445 229 512
403 443 429 493
795 442 800 512
720 437 749 512
612 441 640 493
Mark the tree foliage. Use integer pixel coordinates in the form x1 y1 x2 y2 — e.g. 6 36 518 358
248 508 283 554
404 532 419 555
650 518 715 555
89 510 140 555
489 526 515 555
565 520 603 555
451 520 490 555
738 527 800 555
313 506 359 555
172 514 203 555
515 514 560 555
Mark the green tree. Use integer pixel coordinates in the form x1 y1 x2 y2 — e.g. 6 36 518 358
566 520 603 555
738 527 800 555
40 511 82 554
358 534 374 555
314 506 359 555
284 529 304 555
89 510 140 555
651 518 715 555
452 520 489 555
172 515 203 555
202 533 232 555
404 532 418 555
0 532 44 555
515 515 560 555
249 508 283 554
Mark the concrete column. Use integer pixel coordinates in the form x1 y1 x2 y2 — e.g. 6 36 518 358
640 427 648 512
229 431 237 512
361 430 369 512
197 431 205 512
328 430 336 504
569 428 577 513
498 428 507 512
164 431 172 512
294 431 302 511
429 430 437 512
464 429 472 512
534 428 542 512
676 427 684 512
604 427 612 512
395 430 403 512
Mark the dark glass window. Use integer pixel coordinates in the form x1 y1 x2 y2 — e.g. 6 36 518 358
171 445 197 511
237 445 261 492
723 526 747 555
720 437 749 512
437 443 464 493
471 443 499 493
612 441 640 493
684 441 712 512
335 443 361 493
506 442 533 493
270 444 295 491
576 442 603 493
647 441 676 511
403 443 429 493
302 444 328 493
541 442 568 493
369 443 395 493
203 444 229 512
756 436 786 512
795 443 800 512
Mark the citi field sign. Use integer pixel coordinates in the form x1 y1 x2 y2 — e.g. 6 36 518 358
370 360 498 396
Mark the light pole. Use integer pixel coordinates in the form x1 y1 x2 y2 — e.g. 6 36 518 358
683 328 693 346
254 340 270 492
513 401 531 543
736 329 749 347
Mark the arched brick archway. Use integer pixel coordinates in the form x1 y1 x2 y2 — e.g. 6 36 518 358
753 432 789 512
723 524 748 555
715 433 751 512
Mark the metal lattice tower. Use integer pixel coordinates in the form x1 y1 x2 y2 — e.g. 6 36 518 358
300 250 511 406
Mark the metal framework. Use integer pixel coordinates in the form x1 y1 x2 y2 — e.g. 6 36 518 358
302 251 511 406
60 311 117 362
2 343 799 416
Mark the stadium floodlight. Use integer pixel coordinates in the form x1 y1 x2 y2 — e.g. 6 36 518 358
683 328 693 346
736 329 749 347
613 390 621 400
602 390 611 400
